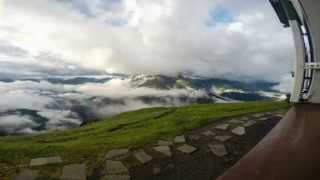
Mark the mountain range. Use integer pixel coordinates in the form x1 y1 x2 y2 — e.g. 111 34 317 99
0 74 285 135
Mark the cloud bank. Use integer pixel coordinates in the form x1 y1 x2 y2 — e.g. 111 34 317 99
0 0 294 83
0 77 210 135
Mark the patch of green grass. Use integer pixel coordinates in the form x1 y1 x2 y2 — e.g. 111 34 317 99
0 101 290 176
175 79 191 89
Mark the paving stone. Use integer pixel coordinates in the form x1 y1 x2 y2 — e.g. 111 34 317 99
61 164 86 180
29 156 63 166
214 124 229 131
105 160 129 175
258 117 269 121
134 150 152 164
105 149 129 159
14 169 38 180
240 117 249 121
252 114 263 118
158 140 173 146
177 144 197 154
101 175 130 180
214 136 232 142
202 130 216 136
228 120 244 124
153 146 172 157
189 135 200 141
231 127 246 136
174 135 186 143
265 112 273 115
244 120 256 127
209 144 228 157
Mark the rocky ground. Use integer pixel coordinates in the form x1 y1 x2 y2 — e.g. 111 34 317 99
13 111 286 180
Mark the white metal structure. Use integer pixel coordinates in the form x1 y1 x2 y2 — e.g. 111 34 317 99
270 0 320 103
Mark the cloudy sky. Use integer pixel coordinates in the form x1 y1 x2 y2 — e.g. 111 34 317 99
0 0 295 82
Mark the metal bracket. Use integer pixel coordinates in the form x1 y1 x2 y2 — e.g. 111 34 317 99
305 63 320 70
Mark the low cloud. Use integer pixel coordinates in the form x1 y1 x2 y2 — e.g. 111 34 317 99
76 78 207 98
0 78 211 135
38 110 81 130
272 75 294 93
0 115 39 135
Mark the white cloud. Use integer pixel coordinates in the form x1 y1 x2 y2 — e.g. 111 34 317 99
0 0 294 83
0 78 211 134
0 115 39 134
0 87 53 111
273 75 294 93
38 110 81 130
76 78 207 98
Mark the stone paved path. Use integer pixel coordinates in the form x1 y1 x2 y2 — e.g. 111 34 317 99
214 135 233 142
214 124 229 130
61 164 86 180
29 156 63 166
244 120 256 127
102 175 131 180
134 150 153 164
252 114 263 118
231 126 246 136
174 135 186 143
14 169 38 180
202 130 216 136
229 120 245 124
153 146 172 157
106 149 129 159
105 160 129 174
158 140 173 146
14 111 285 180
209 144 228 157
189 134 200 140
130 111 285 179
240 117 249 121
259 117 269 121
177 144 198 154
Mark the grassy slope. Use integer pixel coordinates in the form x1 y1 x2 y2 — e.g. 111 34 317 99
0 101 290 172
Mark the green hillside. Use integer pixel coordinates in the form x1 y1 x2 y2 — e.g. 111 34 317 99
0 101 290 177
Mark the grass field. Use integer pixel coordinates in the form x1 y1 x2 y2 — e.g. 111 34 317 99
0 101 290 178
